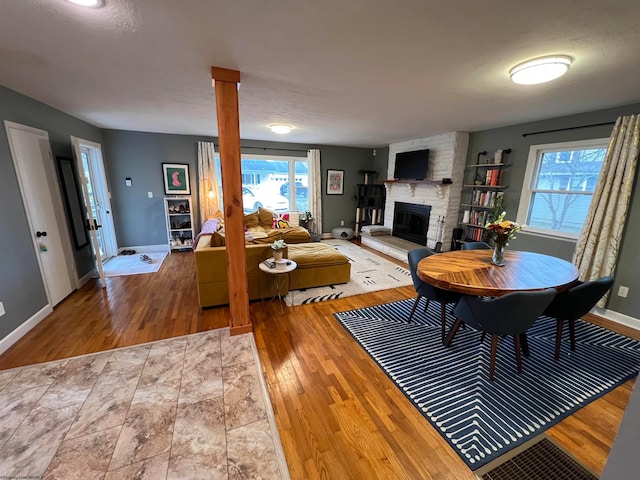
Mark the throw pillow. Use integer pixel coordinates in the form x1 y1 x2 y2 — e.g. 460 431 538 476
274 213 290 229
287 211 300 227
277 218 290 228
212 230 225 246
243 211 260 228
258 207 275 228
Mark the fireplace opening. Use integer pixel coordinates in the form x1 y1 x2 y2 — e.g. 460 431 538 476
392 202 431 245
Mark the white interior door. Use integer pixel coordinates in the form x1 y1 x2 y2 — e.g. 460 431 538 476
71 137 116 288
71 137 117 258
5 121 76 306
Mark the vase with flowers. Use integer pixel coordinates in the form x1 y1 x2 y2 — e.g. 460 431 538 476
485 211 521 266
300 210 313 229
271 239 286 261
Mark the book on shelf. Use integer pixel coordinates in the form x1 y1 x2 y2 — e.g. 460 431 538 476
489 169 500 186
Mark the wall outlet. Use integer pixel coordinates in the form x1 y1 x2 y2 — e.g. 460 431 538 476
340 220 345 226
618 286 629 298
147 191 153 198
0 301 5 317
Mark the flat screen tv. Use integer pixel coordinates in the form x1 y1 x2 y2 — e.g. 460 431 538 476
393 149 429 180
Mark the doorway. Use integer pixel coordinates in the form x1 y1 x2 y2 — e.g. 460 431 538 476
4 121 77 306
71 137 118 287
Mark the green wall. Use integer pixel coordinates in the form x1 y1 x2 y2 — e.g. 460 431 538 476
465 103 640 318
102 130 375 245
0 85 102 342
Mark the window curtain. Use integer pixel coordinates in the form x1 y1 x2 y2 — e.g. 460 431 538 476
308 149 322 235
197 141 223 227
573 114 640 306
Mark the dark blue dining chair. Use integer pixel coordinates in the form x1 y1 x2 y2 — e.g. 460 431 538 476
543 276 614 360
462 241 491 250
407 248 462 340
447 288 556 381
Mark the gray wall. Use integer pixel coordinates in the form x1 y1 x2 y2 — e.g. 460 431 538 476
466 102 640 318
0 85 103 341
102 130 375 244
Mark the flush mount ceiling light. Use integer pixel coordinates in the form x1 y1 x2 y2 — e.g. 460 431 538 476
509 55 572 85
269 124 293 134
65 0 104 7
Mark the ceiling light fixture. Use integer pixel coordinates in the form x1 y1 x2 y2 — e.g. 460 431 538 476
509 55 572 85
269 124 293 134
65 0 104 8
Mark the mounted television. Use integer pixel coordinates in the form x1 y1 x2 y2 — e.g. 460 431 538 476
393 149 429 180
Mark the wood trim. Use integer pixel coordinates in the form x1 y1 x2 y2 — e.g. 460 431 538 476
211 65 250 334
211 66 241 84
230 324 253 336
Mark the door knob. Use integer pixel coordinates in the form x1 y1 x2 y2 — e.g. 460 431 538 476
36 231 47 237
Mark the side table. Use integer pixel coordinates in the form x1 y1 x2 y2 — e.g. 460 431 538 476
259 258 297 313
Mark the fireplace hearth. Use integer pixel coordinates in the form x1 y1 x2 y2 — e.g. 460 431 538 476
392 202 431 245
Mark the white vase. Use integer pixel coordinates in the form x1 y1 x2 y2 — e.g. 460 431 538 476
273 250 283 261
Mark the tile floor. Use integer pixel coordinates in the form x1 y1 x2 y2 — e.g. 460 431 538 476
0 329 288 479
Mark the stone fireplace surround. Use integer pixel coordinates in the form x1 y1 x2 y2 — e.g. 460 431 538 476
362 132 468 261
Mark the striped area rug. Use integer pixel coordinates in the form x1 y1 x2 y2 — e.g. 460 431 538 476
334 299 640 470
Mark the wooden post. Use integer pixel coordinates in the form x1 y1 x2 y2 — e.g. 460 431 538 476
211 66 252 335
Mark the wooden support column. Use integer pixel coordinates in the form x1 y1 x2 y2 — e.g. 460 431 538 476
211 66 251 335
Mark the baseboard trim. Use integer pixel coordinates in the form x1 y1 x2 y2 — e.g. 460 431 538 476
230 324 253 336
78 268 96 287
593 307 640 332
0 304 53 356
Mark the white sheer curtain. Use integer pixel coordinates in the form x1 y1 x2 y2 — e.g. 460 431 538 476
573 114 640 306
197 141 223 227
308 149 322 236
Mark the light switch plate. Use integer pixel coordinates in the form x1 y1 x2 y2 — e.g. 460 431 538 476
0 301 5 317
147 192 153 198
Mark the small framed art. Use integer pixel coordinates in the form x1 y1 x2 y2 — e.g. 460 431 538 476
162 163 190 195
326 169 344 195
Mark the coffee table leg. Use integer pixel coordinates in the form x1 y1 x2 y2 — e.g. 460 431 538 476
273 274 284 314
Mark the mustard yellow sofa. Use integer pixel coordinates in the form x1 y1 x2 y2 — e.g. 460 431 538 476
207 208 312 247
194 238 351 308
195 238 281 307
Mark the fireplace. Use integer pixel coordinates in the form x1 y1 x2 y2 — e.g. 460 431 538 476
392 202 431 245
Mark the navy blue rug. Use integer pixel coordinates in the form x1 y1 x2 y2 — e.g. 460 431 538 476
334 299 640 470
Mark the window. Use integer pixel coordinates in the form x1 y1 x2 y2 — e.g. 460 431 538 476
215 154 309 213
516 138 608 238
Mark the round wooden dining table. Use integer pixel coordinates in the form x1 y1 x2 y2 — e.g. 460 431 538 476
417 249 579 297
418 249 580 352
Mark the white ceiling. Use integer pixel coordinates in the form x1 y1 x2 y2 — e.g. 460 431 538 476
1 0 640 148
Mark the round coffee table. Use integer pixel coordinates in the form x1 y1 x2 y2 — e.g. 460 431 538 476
259 258 297 313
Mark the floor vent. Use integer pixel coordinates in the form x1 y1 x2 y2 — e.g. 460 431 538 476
477 436 598 480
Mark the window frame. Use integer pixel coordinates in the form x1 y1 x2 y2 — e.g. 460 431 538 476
215 152 309 212
516 137 609 240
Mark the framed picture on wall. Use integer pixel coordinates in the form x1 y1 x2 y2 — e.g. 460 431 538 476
162 163 190 195
326 169 344 195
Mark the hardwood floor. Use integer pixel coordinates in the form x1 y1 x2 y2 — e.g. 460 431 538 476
0 248 636 478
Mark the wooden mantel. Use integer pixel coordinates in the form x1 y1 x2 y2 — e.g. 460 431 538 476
211 66 252 336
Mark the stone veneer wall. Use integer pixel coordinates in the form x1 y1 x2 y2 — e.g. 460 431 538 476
384 132 469 251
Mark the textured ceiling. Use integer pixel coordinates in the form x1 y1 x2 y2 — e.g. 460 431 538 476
1 0 640 147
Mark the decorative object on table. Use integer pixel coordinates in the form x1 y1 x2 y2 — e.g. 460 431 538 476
271 239 286 261
326 169 344 195
334 298 640 470
162 163 190 195
299 210 313 229
485 211 520 266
